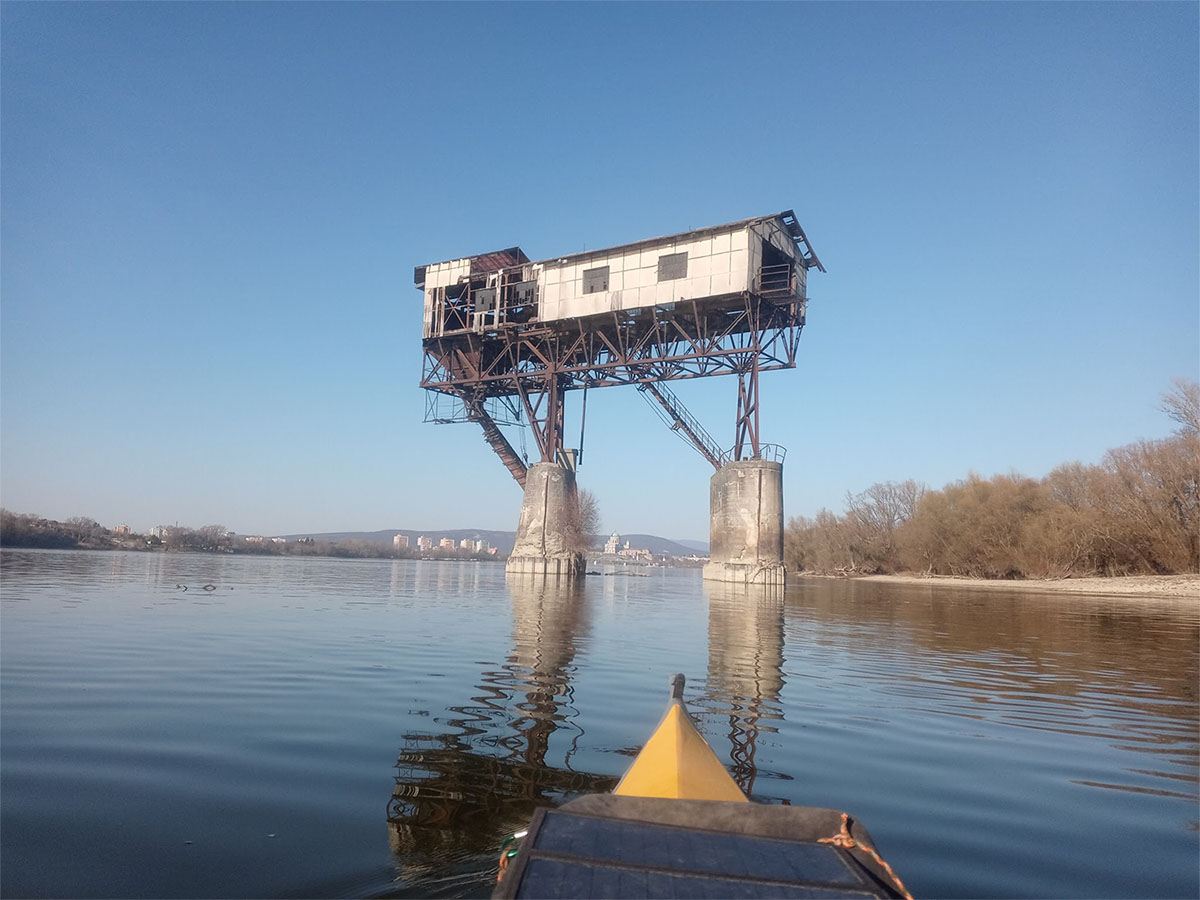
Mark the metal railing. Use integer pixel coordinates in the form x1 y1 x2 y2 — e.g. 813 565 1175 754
727 443 787 463
755 443 787 463
756 264 796 299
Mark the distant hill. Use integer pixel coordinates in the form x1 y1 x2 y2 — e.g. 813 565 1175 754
277 529 707 556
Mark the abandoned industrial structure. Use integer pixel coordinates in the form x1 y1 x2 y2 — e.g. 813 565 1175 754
416 211 823 583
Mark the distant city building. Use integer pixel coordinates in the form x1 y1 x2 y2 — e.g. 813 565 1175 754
393 534 409 549
474 539 489 553
604 533 620 555
417 535 433 551
271 537 286 544
245 535 265 543
439 537 455 550
149 526 169 538
112 524 131 535
459 538 472 550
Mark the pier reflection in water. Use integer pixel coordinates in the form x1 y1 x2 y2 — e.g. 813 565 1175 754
699 582 789 800
387 576 615 895
386 575 798 893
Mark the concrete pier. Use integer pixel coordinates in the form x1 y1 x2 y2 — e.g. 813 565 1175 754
702 459 785 587
505 462 586 579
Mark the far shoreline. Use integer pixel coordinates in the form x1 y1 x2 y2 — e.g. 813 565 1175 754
792 572 1200 599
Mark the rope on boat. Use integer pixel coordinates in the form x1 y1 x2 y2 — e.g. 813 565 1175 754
496 830 527 882
819 812 914 900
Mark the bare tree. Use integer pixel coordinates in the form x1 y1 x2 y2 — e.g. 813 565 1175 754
1161 377 1200 436
65 516 104 544
844 480 927 572
563 486 601 552
1099 436 1199 573
577 488 601 541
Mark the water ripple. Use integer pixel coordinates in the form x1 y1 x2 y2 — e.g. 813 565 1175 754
1 552 1196 899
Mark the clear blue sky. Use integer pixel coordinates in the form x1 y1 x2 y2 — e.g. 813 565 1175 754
3 2 1196 541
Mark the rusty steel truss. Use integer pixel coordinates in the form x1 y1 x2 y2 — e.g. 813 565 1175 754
421 288 807 486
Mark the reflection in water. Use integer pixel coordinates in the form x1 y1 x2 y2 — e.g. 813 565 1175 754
387 575 614 893
784 580 1199 758
780 579 1199 899
396 560 487 598
506 575 589 769
2 552 1195 900
701 582 788 799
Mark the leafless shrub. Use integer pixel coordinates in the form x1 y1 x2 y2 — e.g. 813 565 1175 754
563 486 601 552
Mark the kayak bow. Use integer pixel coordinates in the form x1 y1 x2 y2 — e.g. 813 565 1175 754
612 672 748 803
493 673 913 899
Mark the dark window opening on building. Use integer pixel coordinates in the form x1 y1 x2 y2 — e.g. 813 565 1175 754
657 252 688 281
583 266 610 294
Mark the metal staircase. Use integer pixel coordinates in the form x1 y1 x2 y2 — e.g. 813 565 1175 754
638 382 729 471
462 395 529 487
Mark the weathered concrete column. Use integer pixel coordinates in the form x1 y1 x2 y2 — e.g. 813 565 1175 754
702 459 785 587
505 461 585 579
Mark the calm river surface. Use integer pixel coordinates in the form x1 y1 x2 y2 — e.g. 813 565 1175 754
1 550 1197 899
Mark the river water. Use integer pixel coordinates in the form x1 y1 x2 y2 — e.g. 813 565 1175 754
1 549 1196 899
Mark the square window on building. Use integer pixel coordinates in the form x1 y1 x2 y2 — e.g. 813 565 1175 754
583 266 610 294
657 252 688 281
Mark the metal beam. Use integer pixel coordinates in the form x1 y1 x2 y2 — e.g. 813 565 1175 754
734 354 761 461
422 292 802 474
421 294 802 399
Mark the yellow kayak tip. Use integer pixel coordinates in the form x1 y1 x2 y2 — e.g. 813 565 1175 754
612 673 748 803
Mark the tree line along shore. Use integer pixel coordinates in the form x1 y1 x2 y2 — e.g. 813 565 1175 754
0 515 499 562
4 381 1196 583
784 379 1198 580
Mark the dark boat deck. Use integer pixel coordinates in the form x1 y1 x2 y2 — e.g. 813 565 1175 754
494 796 907 899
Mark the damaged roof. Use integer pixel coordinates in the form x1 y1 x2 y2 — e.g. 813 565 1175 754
413 246 530 290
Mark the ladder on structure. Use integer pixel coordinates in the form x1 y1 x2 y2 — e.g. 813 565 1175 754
637 382 729 471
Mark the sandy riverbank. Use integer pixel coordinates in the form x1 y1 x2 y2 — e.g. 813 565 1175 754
828 573 1200 599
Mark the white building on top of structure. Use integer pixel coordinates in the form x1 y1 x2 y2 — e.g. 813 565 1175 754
416 211 822 340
